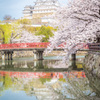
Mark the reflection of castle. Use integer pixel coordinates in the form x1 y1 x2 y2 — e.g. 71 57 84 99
23 0 60 25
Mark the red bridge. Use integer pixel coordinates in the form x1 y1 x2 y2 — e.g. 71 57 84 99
0 42 66 61
0 42 90 50
0 42 100 61
0 42 50 50
0 42 100 51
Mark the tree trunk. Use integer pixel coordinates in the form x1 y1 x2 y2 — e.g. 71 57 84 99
97 37 100 43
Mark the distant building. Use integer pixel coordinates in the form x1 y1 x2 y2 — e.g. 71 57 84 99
23 5 33 19
23 0 60 25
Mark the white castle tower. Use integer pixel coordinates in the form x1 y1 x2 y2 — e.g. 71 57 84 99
23 5 33 19
23 0 60 25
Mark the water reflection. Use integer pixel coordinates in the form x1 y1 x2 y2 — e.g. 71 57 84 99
0 71 90 100
0 70 99 100
0 59 82 72
84 68 100 98
0 59 54 70
0 57 100 100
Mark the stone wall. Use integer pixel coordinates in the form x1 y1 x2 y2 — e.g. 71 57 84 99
13 51 34 58
0 51 34 59
84 53 100 77
83 53 100 97
0 51 64 59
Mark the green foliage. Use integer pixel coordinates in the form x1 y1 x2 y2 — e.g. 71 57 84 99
35 26 54 42
17 19 32 25
76 63 83 68
3 74 13 89
59 78 66 82
0 22 23 44
0 24 12 44
0 74 13 96
22 26 40 33
39 78 51 84
0 22 56 44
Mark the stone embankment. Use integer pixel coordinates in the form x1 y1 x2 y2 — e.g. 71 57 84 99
84 53 100 77
0 51 63 59
0 51 34 59
84 52 100 97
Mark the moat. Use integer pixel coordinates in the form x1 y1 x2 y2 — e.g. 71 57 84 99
0 56 100 100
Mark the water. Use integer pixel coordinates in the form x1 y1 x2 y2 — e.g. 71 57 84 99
0 56 100 100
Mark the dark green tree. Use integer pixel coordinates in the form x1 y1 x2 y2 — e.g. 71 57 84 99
35 26 54 42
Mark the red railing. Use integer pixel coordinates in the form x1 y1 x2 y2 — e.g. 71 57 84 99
0 42 50 50
1 42 99 50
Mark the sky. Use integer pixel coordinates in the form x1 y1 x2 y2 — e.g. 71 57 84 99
0 0 68 21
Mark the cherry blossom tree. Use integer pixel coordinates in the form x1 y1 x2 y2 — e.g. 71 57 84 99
8 22 42 43
12 30 42 43
48 0 100 61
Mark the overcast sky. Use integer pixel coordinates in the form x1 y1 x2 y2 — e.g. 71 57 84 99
0 0 68 21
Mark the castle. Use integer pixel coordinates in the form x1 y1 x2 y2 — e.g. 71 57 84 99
23 0 60 25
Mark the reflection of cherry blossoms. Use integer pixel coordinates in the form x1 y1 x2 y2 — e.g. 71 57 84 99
47 60 69 68
45 72 99 100
48 0 100 62
12 30 42 43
